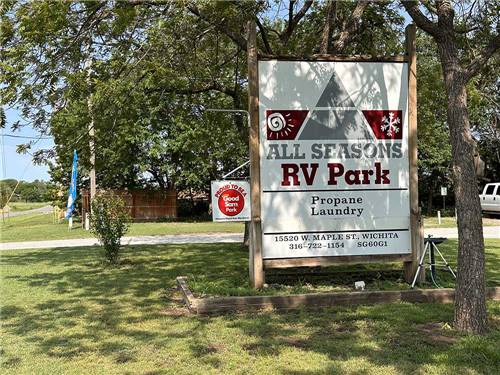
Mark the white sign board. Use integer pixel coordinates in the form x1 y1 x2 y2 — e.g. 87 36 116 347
211 180 251 222
258 60 410 259
441 187 447 196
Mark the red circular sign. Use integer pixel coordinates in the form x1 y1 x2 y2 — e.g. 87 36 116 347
218 189 245 216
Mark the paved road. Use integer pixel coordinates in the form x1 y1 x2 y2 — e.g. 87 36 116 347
425 226 499 239
3 205 53 218
1 227 499 251
1 233 244 251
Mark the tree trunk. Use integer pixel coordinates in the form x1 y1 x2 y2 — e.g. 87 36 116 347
427 177 435 214
441 55 488 333
243 221 250 247
319 0 336 54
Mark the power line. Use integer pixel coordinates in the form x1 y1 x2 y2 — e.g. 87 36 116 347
3 134 52 140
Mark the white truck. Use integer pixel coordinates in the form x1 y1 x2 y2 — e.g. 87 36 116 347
480 183 500 215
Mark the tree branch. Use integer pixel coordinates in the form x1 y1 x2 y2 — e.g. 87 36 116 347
280 0 313 44
435 0 455 31
401 0 440 37
256 16 273 54
288 0 295 33
319 0 337 54
186 3 247 51
330 1 369 54
148 82 236 98
421 0 437 16
55 2 106 59
464 33 500 81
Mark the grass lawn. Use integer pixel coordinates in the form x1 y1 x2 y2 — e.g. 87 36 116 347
1 240 500 374
0 213 244 243
423 215 500 228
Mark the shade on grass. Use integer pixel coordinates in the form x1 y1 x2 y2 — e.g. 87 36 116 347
1 241 499 374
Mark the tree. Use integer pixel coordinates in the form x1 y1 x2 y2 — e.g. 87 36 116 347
0 183 11 208
1 1 405 199
1 1 251 198
402 0 499 334
416 32 452 213
468 61 500 183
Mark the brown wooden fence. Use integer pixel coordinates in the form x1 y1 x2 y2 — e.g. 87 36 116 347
82 189 177 221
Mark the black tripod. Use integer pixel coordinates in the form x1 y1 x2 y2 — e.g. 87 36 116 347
411 236 456 288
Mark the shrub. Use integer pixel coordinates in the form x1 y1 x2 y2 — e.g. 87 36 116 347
90 193 130 264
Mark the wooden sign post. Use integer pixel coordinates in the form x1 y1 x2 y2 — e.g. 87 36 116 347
247 20 264 288
403 23 424 284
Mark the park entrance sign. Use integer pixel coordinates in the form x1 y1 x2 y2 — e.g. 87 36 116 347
246 22 420 288
259 61 410 259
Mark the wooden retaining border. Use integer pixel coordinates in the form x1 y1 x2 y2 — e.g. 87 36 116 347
176 277 500 315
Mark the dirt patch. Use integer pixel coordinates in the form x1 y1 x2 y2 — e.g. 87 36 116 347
488 315 500 329
201 343 225 354
115 350 134 363
242 342 260 353
279 336 309 349
160 307 189 317
335 324 357 333
417 322 458 344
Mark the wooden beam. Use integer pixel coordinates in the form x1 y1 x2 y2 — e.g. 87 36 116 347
176 277 500 315
247 20 264 289
403 24 424 284
264 254 412 269
176 276 198 313
258 54 408 62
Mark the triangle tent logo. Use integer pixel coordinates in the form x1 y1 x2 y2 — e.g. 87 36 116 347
315 71 355 108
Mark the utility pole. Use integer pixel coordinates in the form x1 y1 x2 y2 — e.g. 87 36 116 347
86 54 96 219
0 126 5 223
88 98 96 202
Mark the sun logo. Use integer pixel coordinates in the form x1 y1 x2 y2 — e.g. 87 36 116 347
267 112 293 137
266 110 309 140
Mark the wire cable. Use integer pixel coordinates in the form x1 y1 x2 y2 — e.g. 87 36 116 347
2 134 52 140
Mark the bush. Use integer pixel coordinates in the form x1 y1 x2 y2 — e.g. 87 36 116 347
90 193 130 264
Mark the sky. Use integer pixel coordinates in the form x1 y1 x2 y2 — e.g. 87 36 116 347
2 108 54 182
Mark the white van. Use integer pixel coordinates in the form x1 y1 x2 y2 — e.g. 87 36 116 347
480 183 500 215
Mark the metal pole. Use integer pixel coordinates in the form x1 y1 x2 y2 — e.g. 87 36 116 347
222 160 250 179
86 57 96 213
411 241 429 288
0 127 6 180
0 127 5 223
433 242 457 278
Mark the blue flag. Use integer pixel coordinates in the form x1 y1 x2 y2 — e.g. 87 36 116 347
65 150 78 219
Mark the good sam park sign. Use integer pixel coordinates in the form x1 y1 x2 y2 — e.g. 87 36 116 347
211 180 251 221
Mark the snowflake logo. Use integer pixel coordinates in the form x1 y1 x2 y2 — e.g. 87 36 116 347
380 112 401 137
